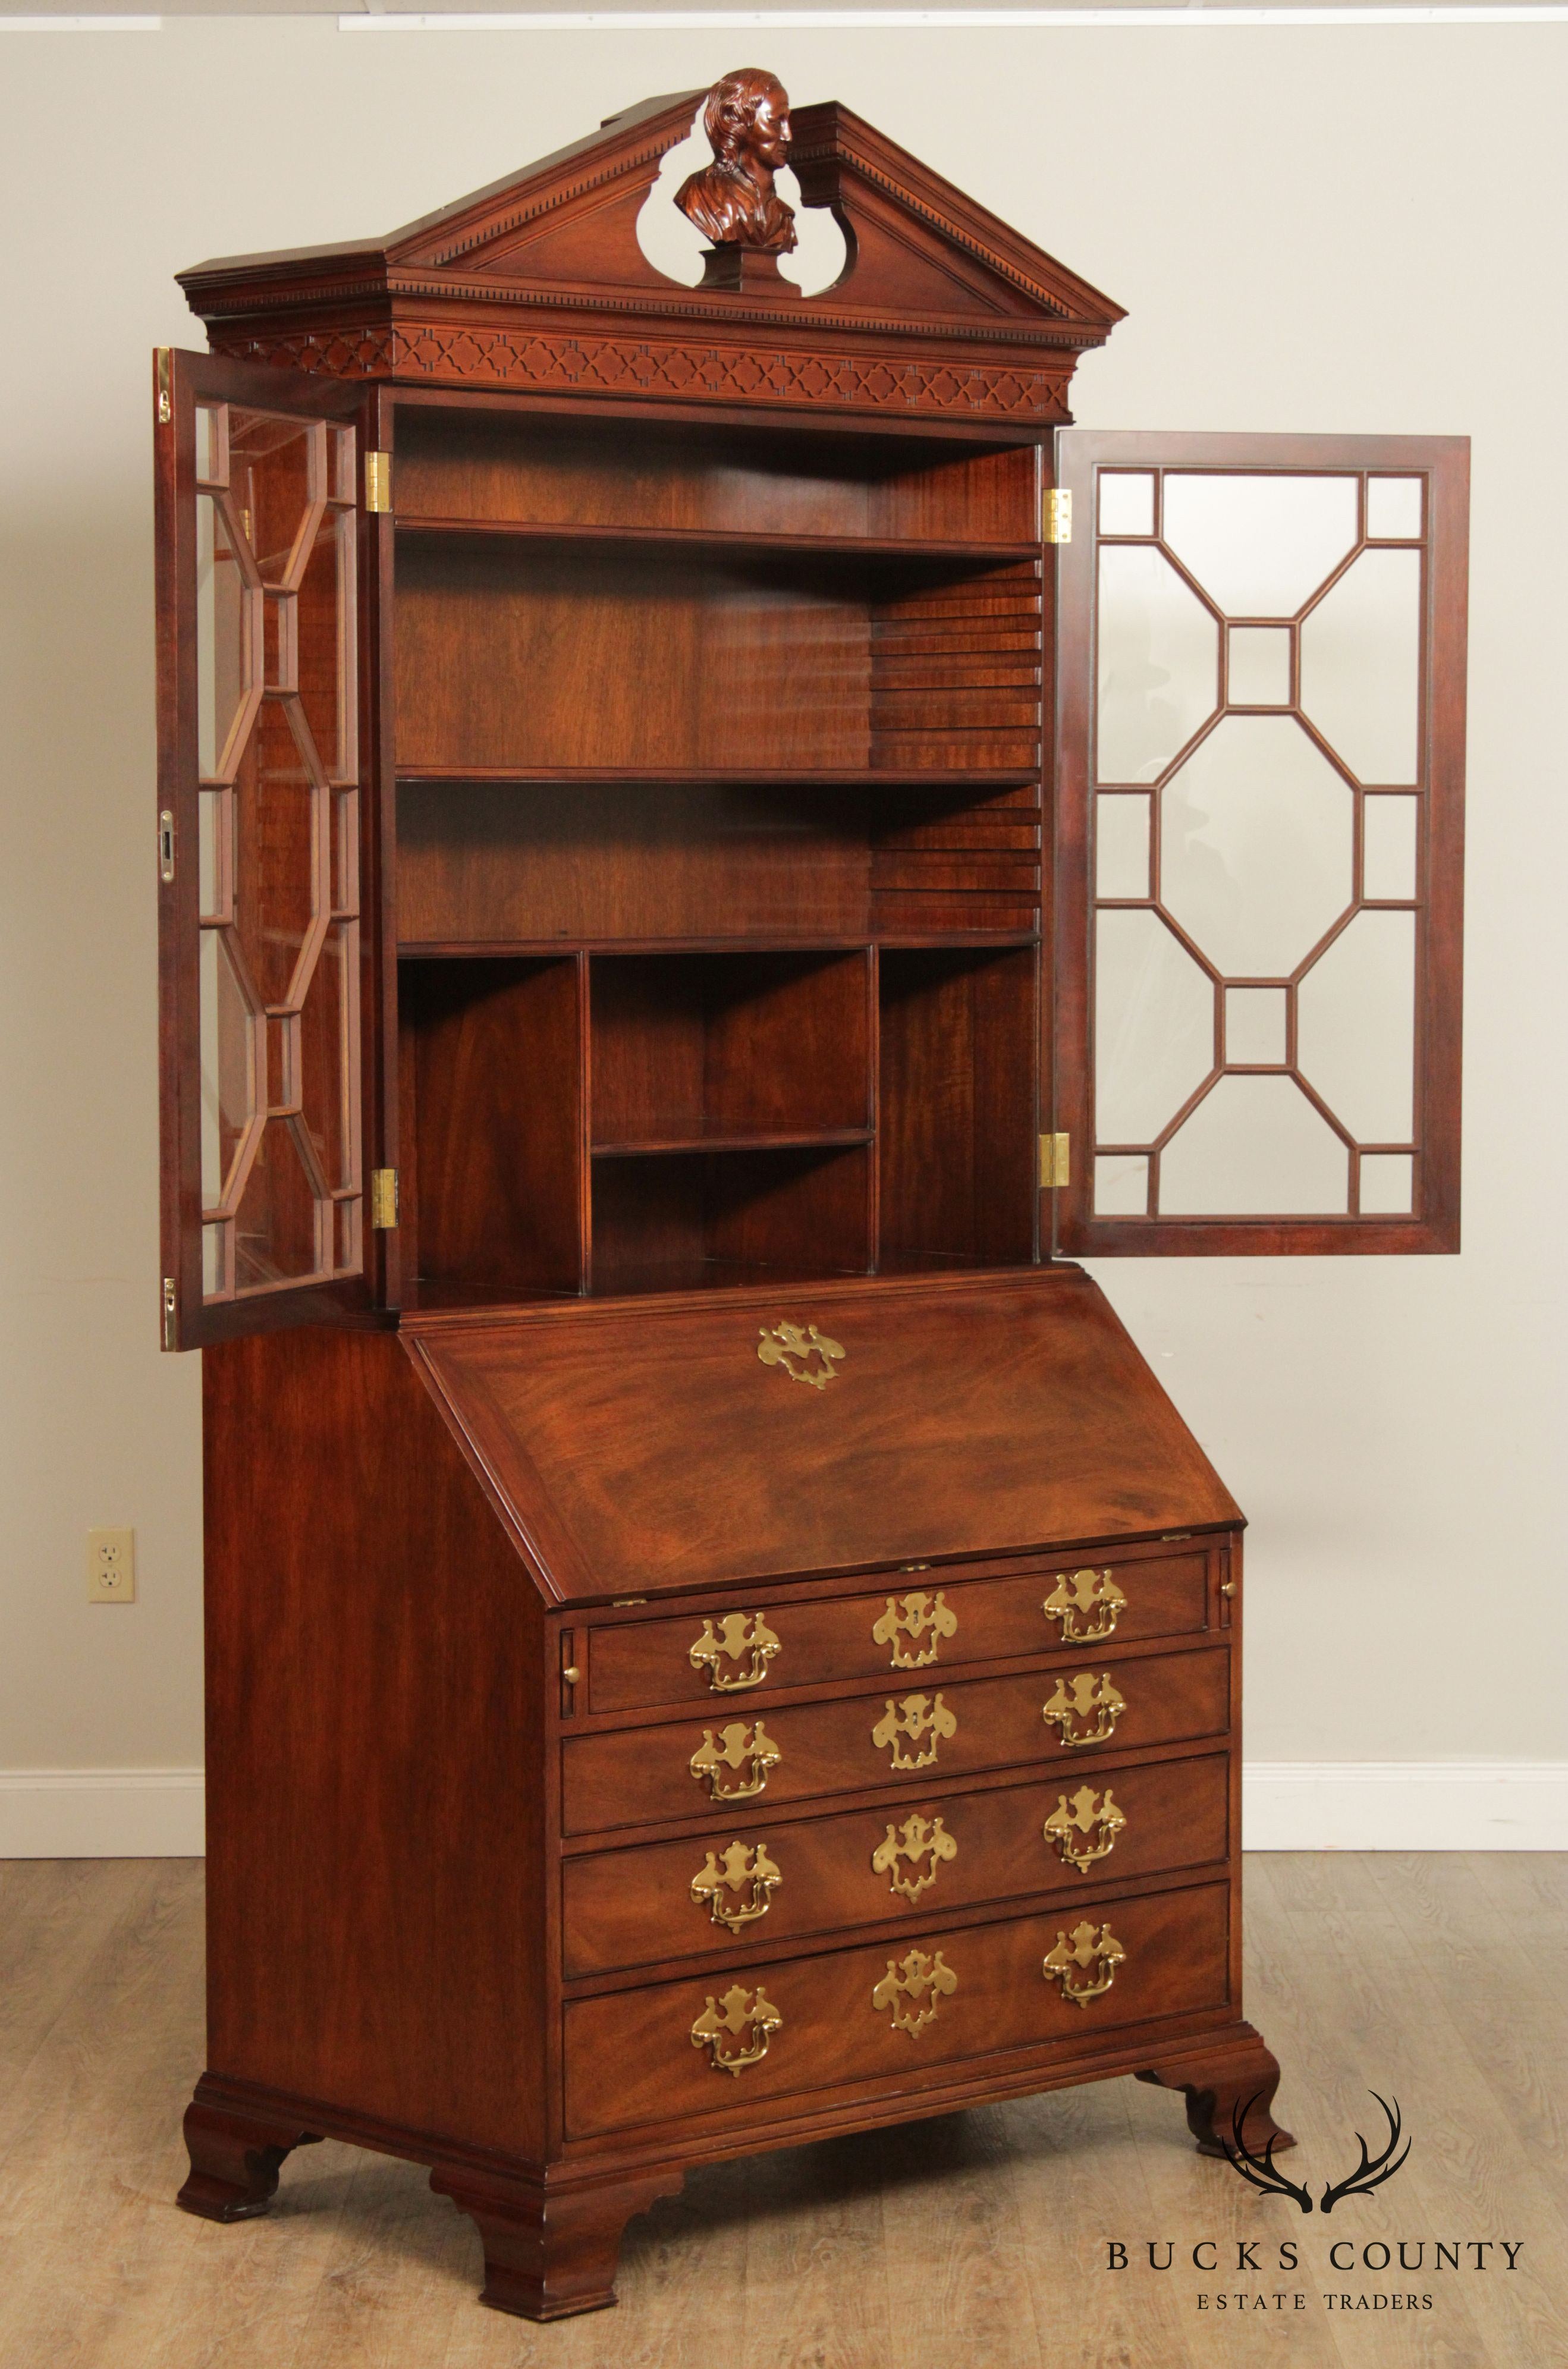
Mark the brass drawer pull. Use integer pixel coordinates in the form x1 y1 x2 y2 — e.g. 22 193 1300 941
1044 1784 1126 1871
692 1982 781 2075
1043 1919 1126 2007
872 1947 957 2037
689 1719 781 1800
691 1840 782 1933
1043 1670 1126 1749
872 1812 957 1901
872 1588 957 1670
872 1691 956 1772
1043 1567 1126 1644
689 1611 781 1693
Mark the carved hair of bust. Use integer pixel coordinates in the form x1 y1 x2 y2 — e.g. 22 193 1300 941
676 68 798 255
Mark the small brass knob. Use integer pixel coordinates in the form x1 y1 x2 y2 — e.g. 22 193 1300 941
1219 1583 1237 1599
562 1665 582 1685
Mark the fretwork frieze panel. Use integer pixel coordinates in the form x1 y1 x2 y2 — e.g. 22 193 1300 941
211 324 1073 420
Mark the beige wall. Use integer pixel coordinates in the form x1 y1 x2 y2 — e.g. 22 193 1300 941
2 17 1564 1806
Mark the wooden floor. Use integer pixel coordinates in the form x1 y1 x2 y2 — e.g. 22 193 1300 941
1 1855 1564 2368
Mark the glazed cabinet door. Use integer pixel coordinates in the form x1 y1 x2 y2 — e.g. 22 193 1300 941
155 349 374 1347
1052 432 1467 1255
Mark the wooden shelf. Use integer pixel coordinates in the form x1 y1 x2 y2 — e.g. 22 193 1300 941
400 934 1038 960
395 515 1040 568
592 1126 872 1159
396 767 1041 790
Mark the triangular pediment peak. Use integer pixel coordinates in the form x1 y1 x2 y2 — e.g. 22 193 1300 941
788 99 1125 331
384 89 706 278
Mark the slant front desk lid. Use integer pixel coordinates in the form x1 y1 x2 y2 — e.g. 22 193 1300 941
403 1268 1240 1606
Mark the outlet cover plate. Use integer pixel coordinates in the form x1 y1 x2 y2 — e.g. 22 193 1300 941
87 1527 136 1603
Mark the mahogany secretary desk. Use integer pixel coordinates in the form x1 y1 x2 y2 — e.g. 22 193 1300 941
154 71 1468 2321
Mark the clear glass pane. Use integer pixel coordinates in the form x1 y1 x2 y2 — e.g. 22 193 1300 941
330 788 359 919
1159 1075 1348 1215
1366 476 1423 540
231 711 320 1013
1297 909 1416 1143
228 410 319 590
1094 1154 1149 1215
1161 715 1354 976
1096 793 1151 900
232 1119 324 1292
1096 545 1218 785
198 788 223 922
1225 986 1287 1065
334 1196 361 1276
1299 548 1421 786
1162 475 1358 617
1363 794 1418 900
199 928 254 1208
328 423 356 507
296 510 350 783
1227 624 1291 706
194 403 218 487
196 492 257 784
1360 1151 1414 1214
1095 909 1213 1145
297 920 356 1193
202 1220 227 1297
1098 472 1155 537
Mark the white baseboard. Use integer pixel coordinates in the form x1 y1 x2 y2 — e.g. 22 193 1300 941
1242 1762 1568 1850
0 1768 204 1858
1 1762 1563 1859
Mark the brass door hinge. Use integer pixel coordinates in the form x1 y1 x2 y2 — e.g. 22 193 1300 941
155 348 172 427
363 451 392 513
1039 1132 1070 1188
369 1168 399 1229
161 1276 177 1352
1044 488 1072 544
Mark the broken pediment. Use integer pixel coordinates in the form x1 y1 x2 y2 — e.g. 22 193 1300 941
180 77 1123 344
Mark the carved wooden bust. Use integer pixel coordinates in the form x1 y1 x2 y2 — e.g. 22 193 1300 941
676 68 799 253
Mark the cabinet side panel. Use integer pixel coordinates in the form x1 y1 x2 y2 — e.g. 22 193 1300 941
202 1325 547 2158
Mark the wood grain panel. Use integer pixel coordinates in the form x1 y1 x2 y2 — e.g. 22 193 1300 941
405 1269 1244 1603
564 1879 1231 2139
400 954 585 1293
395 538 872 775
201 1327 548 2156
394 409 1037 545
587 1545 1212 1715
562 1645 1230 1836
563 1748 1231 1978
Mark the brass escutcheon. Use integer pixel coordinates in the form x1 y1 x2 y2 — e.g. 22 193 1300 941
1042 1670 1126 1749
871 1812 958 1902
872 1947 958 2037
691 1982 783 2075
1044 1784 1127 1871
1043 1567 1127 1644
691 1839 783 1933
872 1589 959 1671
756 1320 845 1390
690 1610 781 1693
1042 1919 1126 2007
872 1692 957 1773
689 1719 781 1801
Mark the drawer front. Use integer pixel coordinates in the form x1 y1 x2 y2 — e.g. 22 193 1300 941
564 1877 1231 2139
587 1547 1212 1714
561 1644 1228 1837
563 1749 1230 1979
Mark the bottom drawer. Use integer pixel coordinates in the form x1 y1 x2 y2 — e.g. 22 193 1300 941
564 1877 1230 2140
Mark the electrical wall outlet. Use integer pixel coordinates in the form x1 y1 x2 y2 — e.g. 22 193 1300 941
87 1528 136 1603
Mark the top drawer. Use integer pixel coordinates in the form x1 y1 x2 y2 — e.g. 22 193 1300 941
586 1542 1215 1714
